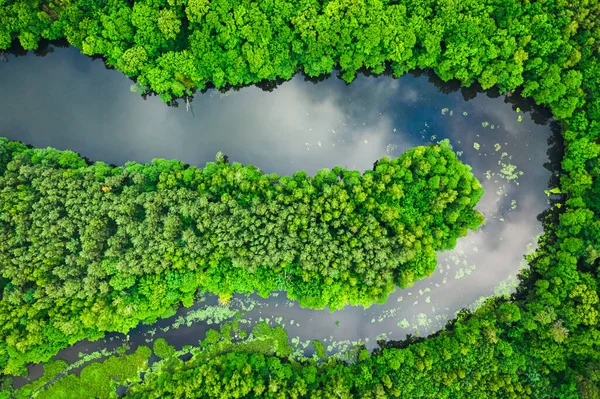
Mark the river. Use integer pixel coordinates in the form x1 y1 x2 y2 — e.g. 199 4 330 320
0 42 561 384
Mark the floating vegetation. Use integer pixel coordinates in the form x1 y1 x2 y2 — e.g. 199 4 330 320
468 296 488 312
441 107 449 115
517 115 523 122
171 305 237 329
24 346 129 397
494 143 501 151
545 187 562 196
481 121 489 127
447 251 466 266
467 274 520 313
493 274 519 298
462 111 468 116
455 264 476 279
397 319 410 328
386 143 398 153
416 313 431 327
331 340 366 364
373 307 403 323
498 157 523 182
376 333 389 342
473 142 480 150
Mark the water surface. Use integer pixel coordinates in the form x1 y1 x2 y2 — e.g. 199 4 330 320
0 44 561 381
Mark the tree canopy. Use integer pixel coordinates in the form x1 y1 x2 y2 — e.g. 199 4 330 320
0 0 591 118
0 0 599 395
0 138 483 375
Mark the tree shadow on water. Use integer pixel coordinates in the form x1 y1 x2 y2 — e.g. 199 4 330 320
2 38 70 59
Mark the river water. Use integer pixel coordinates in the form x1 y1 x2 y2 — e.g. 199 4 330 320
0 43 561 383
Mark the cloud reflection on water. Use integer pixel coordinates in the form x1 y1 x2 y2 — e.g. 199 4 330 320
0 46 555 357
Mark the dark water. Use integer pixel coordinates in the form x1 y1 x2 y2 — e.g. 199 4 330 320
1 44 561 385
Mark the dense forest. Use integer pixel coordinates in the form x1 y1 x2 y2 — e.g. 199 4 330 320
0 0 594 119
0 138 483 376
3 301 596 398
0 0 599 396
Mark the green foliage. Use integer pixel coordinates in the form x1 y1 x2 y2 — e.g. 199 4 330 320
203 329 221 345
14 359 68 398
312 340 326 359
1 0 600 396
152 338 175 359
0 140 482 374
21 347 151 398
0 0 587 117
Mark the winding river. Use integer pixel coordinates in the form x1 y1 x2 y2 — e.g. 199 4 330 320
0 42 562 383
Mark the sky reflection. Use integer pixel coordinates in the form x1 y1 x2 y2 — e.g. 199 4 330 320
0 46 558 362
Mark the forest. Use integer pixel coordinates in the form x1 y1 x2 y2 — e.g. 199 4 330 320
0 0 593 119
0 138 483 376
0 0 599 396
